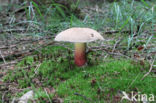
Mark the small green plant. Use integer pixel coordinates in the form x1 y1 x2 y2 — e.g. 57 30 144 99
110 0 155 51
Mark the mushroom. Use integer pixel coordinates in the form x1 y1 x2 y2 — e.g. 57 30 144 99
54 27 104 67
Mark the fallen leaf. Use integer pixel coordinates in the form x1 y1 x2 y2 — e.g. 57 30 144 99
44 87 56 94
137 46 144 51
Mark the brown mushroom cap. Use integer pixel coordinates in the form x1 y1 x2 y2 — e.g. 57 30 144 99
54 27 104 43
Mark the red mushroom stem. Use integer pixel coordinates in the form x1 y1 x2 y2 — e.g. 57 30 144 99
74 43 86 67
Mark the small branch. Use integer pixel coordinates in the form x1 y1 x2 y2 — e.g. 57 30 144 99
0 50 7 64
104 30 131 34
141 56 156 80
111 39 121 53
33 63 41 76
84 7 105 13
74 93 93 102
2 91 7 103
88 46 131 59
13 6 28 14
0 45 17 50
44 88 52 103
0 29 26 33
0 60 19 70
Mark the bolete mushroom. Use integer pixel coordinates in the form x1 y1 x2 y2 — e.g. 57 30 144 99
54 27 104 67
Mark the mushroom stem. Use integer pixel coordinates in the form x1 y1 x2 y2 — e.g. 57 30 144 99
74 43 86 67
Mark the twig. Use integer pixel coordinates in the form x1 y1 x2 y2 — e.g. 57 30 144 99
84 7 105 13
0 29 26 33
141 56 156 80
33 63 41 76
0 50 6 64
44 88 52 103
57 43 74 52
13 6 28 14
104 30 131 34
0 45 17 49
88 46 131 59
0 59 21 70
128 73 140 89
74 93 93 101
0 40 55 61
111 39 121 53
2 91 7 103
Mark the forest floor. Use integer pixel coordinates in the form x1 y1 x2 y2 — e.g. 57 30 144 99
0 0 156 103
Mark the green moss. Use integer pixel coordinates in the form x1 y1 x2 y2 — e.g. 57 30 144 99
3 45 155 102
56 59 155 102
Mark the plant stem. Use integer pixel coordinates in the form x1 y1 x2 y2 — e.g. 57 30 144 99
74 43 86 67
